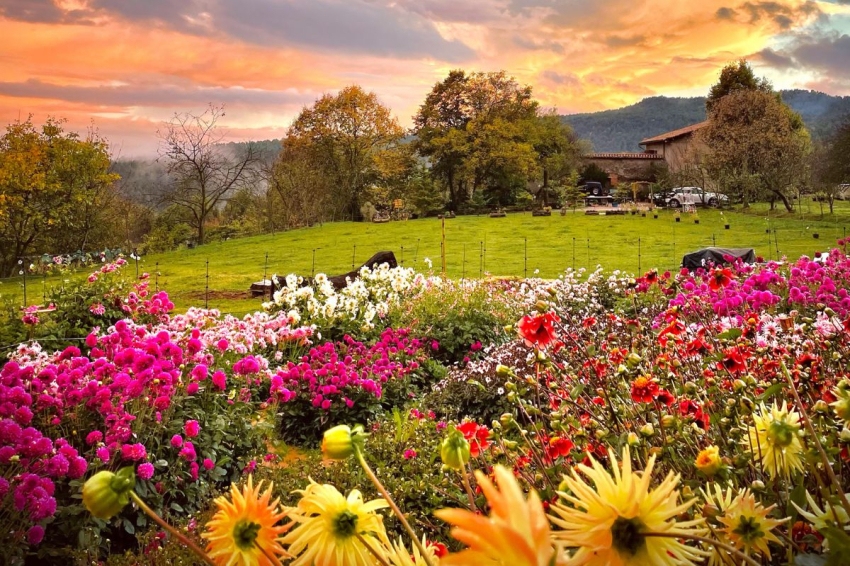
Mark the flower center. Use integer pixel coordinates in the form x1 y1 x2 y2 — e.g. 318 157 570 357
233 520 261 551
611 516 647 556
333 509 359 538
732 515 766 543
767 420 796 448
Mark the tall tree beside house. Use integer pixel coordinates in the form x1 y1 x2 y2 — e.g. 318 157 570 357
699 89 810 211
810 116 850 214
528 111 584 205
413 70 544 210
0 117 118 277
158 104 260 245
705 59 772 112
282 86 404 221
821 116 850 185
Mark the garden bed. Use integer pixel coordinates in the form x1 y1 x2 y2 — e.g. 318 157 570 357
3 245 850 564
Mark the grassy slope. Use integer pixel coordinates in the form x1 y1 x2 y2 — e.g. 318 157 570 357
2 204 849 316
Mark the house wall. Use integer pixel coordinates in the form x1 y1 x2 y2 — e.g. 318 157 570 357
582 157 663 184
643 135 707 174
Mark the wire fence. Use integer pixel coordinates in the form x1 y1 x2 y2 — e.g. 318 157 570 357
2 215 848 315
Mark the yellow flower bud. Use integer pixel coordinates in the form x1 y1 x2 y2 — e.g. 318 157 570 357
627 432 640 446
640 423 655 437
321 425 366 461
440 428 471 471
82 467 136 519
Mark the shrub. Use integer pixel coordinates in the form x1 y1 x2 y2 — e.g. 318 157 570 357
389 280 515 364
272 329 429 445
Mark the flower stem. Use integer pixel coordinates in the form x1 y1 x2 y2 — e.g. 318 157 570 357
355 448 435 566
781 362 850 520
644 531 759 566
129 492 215 566
461 464 478 513
355 532 391 566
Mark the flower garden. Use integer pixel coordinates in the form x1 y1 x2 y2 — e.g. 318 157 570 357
3 244 850 565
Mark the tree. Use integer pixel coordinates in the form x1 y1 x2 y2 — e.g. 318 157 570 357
529 112 584 200
810 117 850 214
413 70 543 210
0 117 118 277
706 59 772 112
821 116 850 185
700 90 810 211
283 86 404 221
158 104 259 245
266 143 331 229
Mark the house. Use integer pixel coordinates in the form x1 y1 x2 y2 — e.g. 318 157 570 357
639 121 707 172
581 152 665 186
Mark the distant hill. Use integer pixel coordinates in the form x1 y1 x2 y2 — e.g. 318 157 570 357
563 90 850 153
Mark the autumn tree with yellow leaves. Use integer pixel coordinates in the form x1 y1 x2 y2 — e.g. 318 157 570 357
0 117 118 277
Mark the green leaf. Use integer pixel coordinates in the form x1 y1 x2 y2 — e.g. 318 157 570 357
170 502 184 513
716 328 742 341
822 526 850 566
123 518 135 535
757 382 785 401
787 479 807 518
570 383 585 400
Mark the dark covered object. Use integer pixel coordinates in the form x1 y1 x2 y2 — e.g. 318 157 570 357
274 251 398 293
682 247 756 270
325 251 397 290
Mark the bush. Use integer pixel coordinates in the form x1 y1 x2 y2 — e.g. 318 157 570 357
389 280 516 365
273 329 430 445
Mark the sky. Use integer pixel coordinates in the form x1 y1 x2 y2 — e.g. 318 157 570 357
1 0 849 156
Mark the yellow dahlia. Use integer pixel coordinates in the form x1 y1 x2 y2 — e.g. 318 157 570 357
716 487 786 560
202 476 290 566
792 490 850 533
745 401 805 479
282 480 389 566
435 465 556 566
694 445 722 477
699 484 736 566
549 446 707 566
383 536 441 566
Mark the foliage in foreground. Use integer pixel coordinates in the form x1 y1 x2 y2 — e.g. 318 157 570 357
6 247 850 564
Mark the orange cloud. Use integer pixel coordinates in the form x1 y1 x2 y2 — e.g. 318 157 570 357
0 0 842 154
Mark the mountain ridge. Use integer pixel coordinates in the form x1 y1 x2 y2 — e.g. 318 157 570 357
562 90 850 153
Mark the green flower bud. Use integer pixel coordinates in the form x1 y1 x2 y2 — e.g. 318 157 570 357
321 424 366 461
440 428 471 471
82 467 136 519
495 364 513 377
640 423 655 437
627 432 640 446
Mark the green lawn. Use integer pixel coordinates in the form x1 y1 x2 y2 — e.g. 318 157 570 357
2 204 848 315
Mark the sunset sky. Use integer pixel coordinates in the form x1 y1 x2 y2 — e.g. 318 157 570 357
1 0 849 156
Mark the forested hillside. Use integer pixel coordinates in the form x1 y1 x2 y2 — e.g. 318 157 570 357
563 90 850 152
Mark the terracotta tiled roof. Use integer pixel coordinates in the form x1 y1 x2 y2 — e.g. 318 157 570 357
639 121 708 145
585 152 664 159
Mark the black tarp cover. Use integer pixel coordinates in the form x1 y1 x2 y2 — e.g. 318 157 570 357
682 247 756 270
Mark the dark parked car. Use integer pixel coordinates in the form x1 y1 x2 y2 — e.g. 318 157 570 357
651 190 673 207
579 181 609 196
